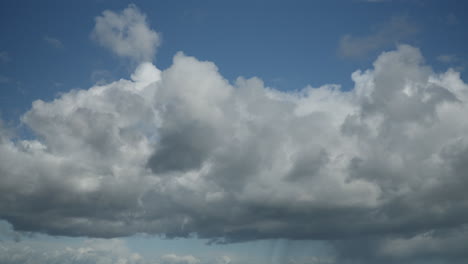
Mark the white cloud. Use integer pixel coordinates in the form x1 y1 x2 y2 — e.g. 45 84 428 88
91 4 161 62
1 44 468 252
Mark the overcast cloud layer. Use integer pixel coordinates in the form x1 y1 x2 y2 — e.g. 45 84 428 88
1 5 468 264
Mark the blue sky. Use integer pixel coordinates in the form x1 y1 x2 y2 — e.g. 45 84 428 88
1 1 468 264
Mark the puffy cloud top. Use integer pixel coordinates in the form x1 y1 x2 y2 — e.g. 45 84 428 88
1 45 468 247
91 4 161 62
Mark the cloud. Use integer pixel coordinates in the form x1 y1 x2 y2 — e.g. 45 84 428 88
0 223 222 264
332 226 468 264
2 44 468 258
91 4 161 62
338 16 418 58
161 254 201 264
43 36 64 49
0 220 21 242
0 238 149 264
217 256 231 264
1 5 468 263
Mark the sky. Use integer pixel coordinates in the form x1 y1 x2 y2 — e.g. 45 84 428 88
0 0 468 263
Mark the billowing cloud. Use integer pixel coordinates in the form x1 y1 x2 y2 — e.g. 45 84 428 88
91 4 161 62
1 6 468 264
338 16 417 58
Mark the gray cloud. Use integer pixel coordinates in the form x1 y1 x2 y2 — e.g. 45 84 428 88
1 44 468 252
338 16 418 58
332 226 468 264
91 4 161 62
1 6 468 264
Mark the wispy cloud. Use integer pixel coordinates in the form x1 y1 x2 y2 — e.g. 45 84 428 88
338 15 418 58
43 36 64 49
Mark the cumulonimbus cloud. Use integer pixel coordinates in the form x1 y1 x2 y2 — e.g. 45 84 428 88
1 5 468 264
